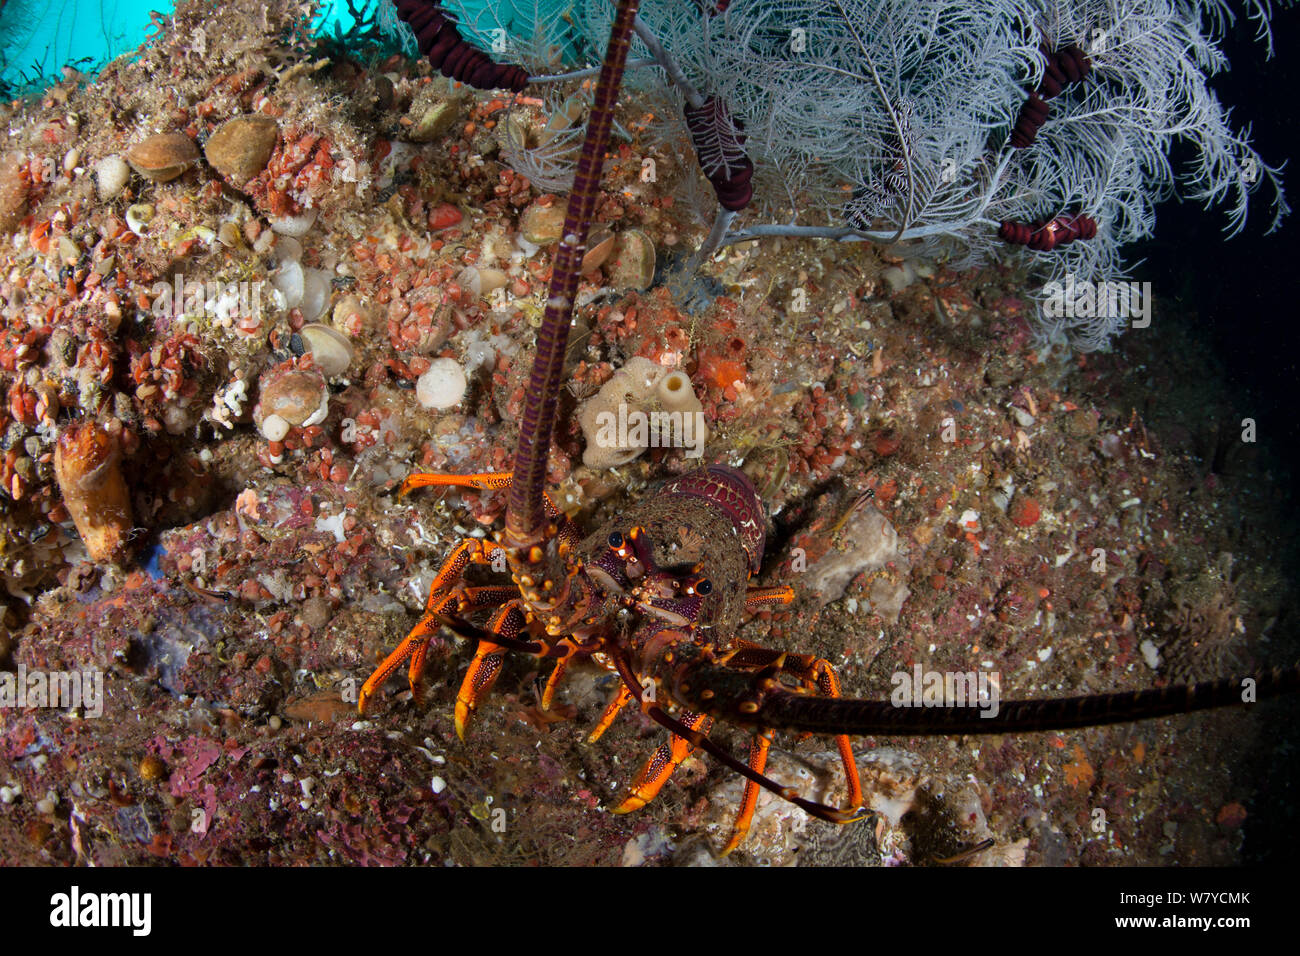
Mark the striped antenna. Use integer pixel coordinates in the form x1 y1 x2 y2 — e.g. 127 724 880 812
747 667 1300 736
505 0 642 546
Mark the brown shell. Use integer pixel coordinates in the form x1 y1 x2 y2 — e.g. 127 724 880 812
581 230 616 274
257 368 328 427
606 229 656 291
126 132 200 182
203 116 278 184
54 423 133 564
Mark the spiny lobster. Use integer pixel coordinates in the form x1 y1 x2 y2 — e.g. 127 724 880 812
359 0 1300 855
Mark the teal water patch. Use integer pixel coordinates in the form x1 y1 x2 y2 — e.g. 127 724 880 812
0 0 175 95
439 0 587 65
315 0 588 68
0 0 585 96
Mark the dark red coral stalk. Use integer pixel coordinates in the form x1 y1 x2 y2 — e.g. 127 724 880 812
1010 42 1092 149
999 212 1098 251
393 0 530 92
685 95 755 211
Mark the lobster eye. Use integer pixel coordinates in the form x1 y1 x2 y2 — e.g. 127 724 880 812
607 532 624 549
696 579 713 595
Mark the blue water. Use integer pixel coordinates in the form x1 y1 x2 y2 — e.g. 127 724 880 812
0 0 583 94
0 0 594 94
0 0 168 92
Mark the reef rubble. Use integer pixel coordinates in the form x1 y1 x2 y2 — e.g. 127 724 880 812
0 0 1296 866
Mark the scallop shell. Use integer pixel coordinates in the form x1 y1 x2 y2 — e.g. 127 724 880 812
272 260 305 309
582 230 617 273
203 115 279 183
457 266 509 299
258 368 328 427
274 235 303 263
606 229 656 291
270 209 318 237
299 268 331 322
331 295 372 335
300 323 354 377
125 132 199 182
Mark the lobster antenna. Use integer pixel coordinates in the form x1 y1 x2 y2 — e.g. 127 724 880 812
505 0 642 547
744 666 1300 736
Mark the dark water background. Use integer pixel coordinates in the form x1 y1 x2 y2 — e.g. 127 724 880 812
1132 3 1300 475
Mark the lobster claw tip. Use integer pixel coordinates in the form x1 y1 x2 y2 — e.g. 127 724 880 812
610 794 646 815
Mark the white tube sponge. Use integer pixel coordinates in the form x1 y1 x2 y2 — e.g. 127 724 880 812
577 358 708 468
577 357 660 468
657 370 702 414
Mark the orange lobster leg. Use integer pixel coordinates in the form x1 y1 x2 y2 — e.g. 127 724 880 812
532 636 598 712
408 585 519 702
541 655 571 711
361 470 557 715
717 643 864 817
358 574 515 713
455 602 529 739
810 660 864 812
612 711 713 814
588 683 635 743
743 585 795 610
396 471 513 497
721 731 773 857
398 470 582 547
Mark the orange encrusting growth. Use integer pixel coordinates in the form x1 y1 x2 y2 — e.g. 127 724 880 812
53 422 134 564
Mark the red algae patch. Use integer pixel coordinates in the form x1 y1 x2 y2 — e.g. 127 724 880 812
1009 496 1041 527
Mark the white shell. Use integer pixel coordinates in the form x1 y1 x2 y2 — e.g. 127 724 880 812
300 323 354 377
301 392 330 428
125 203 154 237
456 266 508 299
457 266 482 296
260 414 290 442
300 268 331 322
272 260 305 309
270 208 318 237
95 155 129 201
274 235 303 263
416 358 468 410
